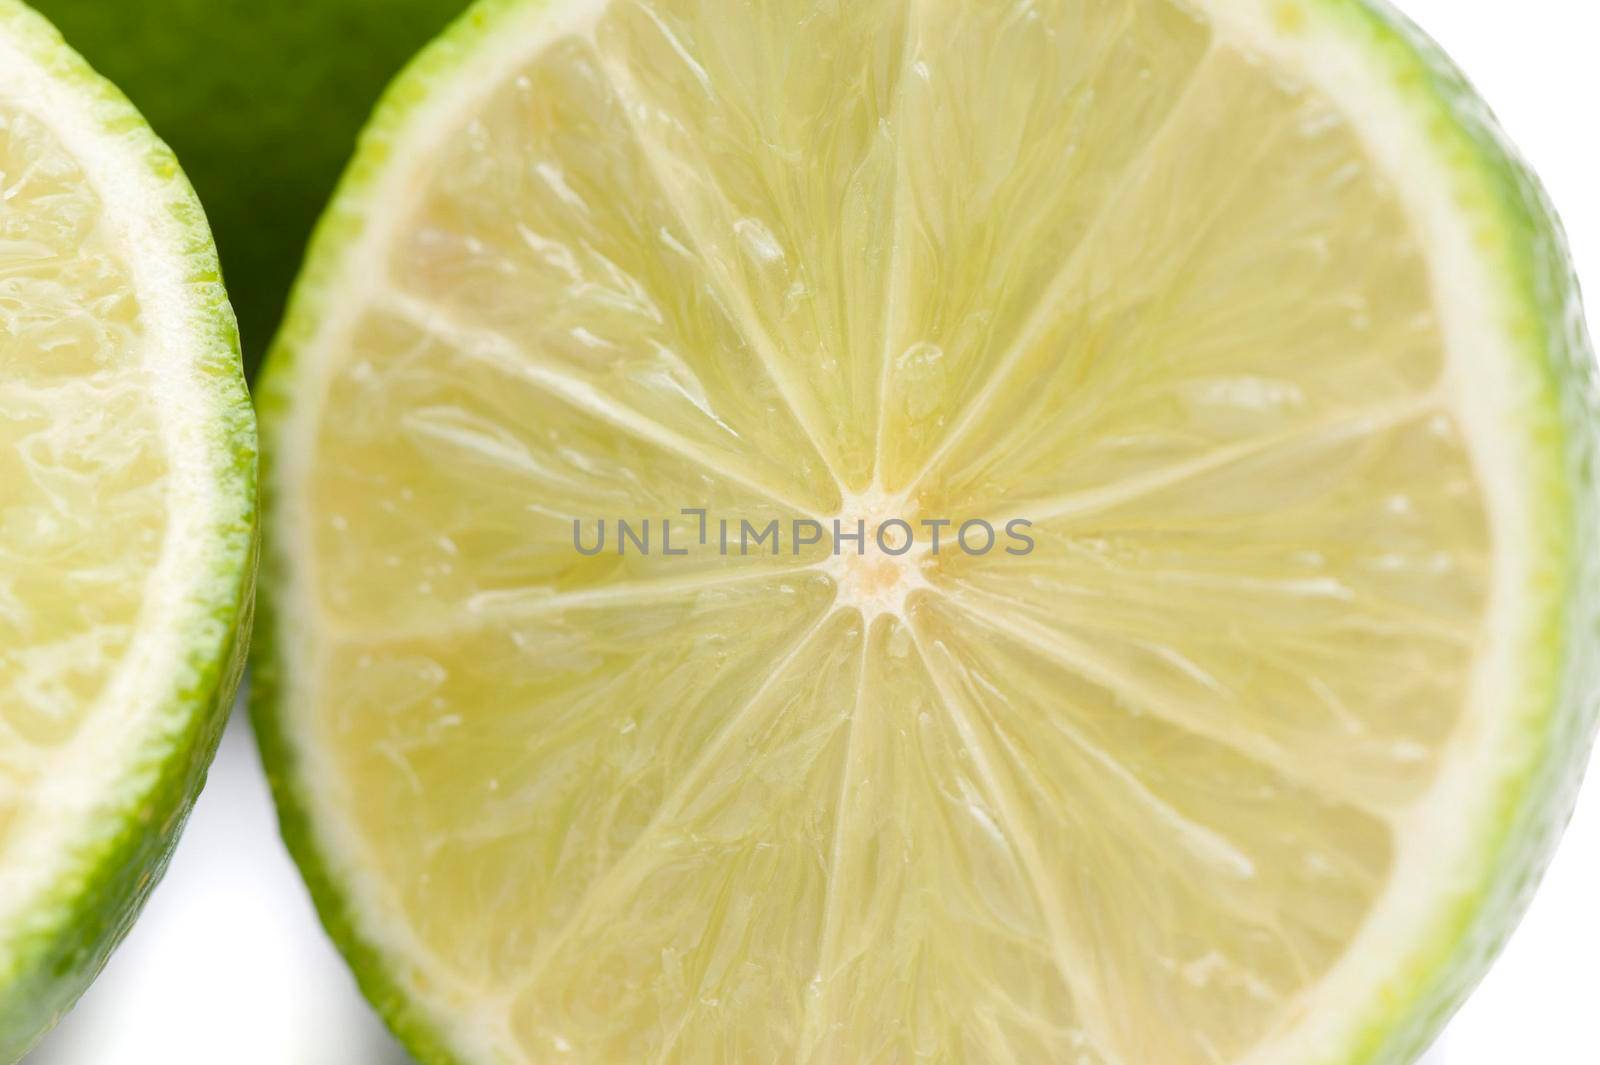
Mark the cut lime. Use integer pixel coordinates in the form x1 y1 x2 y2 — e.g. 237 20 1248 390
254 0 1597 1062
0 0 255 1055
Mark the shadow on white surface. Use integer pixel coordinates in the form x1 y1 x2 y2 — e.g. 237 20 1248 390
27 701 416 1065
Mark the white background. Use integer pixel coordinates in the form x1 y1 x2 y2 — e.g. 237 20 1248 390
27 2 1600 1062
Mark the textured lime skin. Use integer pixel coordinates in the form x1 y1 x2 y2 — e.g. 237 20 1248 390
28 0 469 376
1319 5 1600 1062
250 1 1598 1063
0 2 258 1059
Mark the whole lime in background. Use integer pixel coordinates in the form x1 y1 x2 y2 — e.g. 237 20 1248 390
29 0 469 376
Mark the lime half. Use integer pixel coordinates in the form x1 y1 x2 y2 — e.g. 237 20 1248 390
0 0 255 1055
255 0 1597 1063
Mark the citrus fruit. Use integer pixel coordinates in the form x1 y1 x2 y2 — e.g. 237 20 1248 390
0 1 256 1057
253 0 1598 1062
27 0 470 374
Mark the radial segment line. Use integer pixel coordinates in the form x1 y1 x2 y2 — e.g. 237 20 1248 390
936 583 1390 824
995 390 1446 529
798 632 872 1060
868 0 922 486
897 45 1222 498
511 602 846 996
904 624 1126 1064
590 40 850 492
944 585 1293 763
466 565 829 617
325 566 831 645
378 288 828 520
956 662 1323 973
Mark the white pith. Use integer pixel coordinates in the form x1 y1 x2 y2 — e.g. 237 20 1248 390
0 17 238 938
266 0 1552 1060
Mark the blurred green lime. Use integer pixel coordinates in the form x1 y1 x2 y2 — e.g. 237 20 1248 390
32 0 469 375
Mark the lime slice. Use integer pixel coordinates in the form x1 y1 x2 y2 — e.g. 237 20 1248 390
0 1 255 1054
254 0 1598 1062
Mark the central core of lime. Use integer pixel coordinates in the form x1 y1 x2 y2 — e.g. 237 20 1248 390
824 490 926 619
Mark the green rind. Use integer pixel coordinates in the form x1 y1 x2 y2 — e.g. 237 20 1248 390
254 8 545 1062
1315 3 1600 1063
0 1 258 1058
250 1 1599 1063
